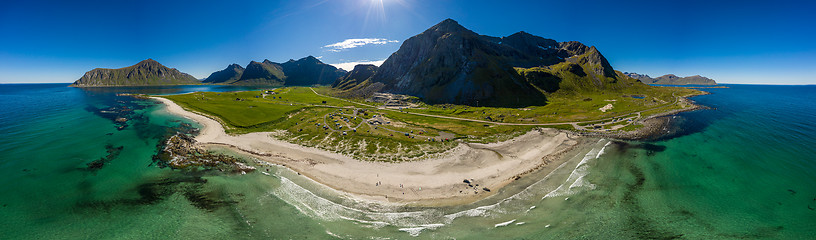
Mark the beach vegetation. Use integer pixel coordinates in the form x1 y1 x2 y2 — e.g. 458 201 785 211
162 85 703 161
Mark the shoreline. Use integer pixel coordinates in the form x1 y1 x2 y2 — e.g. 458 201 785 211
580 91 711 140
151 97 594 206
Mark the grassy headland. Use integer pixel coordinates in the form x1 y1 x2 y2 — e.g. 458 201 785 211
162 85 704 161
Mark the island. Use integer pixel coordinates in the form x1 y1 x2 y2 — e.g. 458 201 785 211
69 59 200 87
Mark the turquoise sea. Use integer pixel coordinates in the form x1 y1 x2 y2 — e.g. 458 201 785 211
1 84 814 239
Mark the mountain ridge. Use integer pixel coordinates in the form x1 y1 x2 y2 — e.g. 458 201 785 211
625 72 717 85
204 56 346 86
203 63 245 84
231 60 286 86
335 18 645 107
70 59 200 87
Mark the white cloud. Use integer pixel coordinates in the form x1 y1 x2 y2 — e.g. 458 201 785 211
323 38 398 52
330 60 386 71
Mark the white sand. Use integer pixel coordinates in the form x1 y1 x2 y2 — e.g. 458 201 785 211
153 97 588 205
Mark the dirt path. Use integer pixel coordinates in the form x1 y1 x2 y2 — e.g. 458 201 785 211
308 87 691 130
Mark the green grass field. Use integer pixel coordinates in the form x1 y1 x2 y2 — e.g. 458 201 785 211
162 85 704 161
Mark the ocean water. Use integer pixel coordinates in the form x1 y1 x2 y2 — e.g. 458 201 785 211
0 84 814 239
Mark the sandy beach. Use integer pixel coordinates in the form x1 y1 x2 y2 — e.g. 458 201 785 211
152 97 591 206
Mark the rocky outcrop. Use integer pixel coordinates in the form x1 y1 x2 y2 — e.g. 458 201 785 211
158 133 255 173
70 59 200 87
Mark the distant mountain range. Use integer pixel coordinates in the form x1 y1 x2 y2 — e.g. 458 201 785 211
69 59 200 87
333 19 644 107
624 72 716 85
73 56 346 87
71 18 708 107
206 56 346 86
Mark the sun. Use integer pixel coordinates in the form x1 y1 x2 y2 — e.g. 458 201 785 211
364 0 387 24
359 0 410 28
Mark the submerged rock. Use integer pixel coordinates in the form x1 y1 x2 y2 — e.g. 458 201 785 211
85 144 124 172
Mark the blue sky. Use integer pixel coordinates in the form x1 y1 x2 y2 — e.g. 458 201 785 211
1 0 814 84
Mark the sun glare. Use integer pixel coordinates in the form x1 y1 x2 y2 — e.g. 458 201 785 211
364 0 387 26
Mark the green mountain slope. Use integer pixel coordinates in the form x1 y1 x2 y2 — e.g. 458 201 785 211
232 60 285 86
331 64 384 98
70 59 200 87
203 64 244 84
336 18 648 107
280 56 346 86
332 64 378 90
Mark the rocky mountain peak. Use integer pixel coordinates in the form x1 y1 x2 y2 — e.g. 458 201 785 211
287 56 322 65
203 63 246 84
428 18 473 35
508 31 533 38
279 55 345 86
136 58 162 68
558 41 590 56
303 55 319 61
660 74 679 79
352 64 377 71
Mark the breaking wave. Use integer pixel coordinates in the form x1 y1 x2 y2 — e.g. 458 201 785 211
263 139 612 237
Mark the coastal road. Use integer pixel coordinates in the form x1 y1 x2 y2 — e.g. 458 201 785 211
308 87 693 130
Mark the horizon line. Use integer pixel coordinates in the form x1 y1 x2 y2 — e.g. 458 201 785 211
2 82 815 86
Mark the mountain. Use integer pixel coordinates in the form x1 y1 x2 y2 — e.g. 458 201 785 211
231 60 286 86
202 64 244 84
70 59 200 87
280 56 346 86
204 56 346 86
624 72 653 82
624 72 717 85
365 19 547 107
336 18 643 107
331 64 383 98
653 74 716 85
